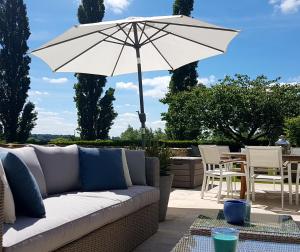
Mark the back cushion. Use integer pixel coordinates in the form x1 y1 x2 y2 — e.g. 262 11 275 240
1 152 45 218
78 147 127 191
31 145 80 195
125 150 146 185
0 147 47 198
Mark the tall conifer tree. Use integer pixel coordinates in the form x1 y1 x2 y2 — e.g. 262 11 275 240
161 0 198 139
169 0 198 93
74 0 117 140
0 0 37 143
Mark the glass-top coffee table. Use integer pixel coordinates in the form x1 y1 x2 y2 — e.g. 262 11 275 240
171 235 300 252
189 209 300 244
171 209 300 252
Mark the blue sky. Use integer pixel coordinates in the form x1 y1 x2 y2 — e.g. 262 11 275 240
26 0 300 136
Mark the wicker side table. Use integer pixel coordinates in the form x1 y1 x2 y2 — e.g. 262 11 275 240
170 157 203 188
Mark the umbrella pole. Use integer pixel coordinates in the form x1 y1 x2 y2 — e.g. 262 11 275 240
133 23 146 149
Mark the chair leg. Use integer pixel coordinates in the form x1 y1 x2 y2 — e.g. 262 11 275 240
206 176 210 191
252 178 255 202
226 177 230 197
296 165 300 205
201 175 207 199
245 174 250 202
217 176 223 203
281 180 284 209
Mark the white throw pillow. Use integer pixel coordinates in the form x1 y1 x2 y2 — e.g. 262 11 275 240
121 149 132 187
0 159 16 223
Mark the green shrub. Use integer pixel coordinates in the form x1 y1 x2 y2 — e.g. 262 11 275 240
285 116 300 146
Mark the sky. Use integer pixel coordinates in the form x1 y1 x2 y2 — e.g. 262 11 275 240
25 0 300 137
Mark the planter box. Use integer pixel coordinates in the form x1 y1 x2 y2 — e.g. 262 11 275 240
170 157 203 188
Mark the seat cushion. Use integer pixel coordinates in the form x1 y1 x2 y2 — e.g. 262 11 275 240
0 147 47 198
79 147 128 191
3 186 159 252
125 150 146 185
0 152 45 218
31 145 80 195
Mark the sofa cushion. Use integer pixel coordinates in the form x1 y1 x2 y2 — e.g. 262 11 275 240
79 147 127 191
125 150 147 185
0 147 47 198
31 145 80 195
3 186 159 252
0 152 45 218
0 159 16 224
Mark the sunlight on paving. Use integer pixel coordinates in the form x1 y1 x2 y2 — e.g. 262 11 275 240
135 182 300 252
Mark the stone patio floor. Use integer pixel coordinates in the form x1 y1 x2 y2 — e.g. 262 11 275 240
134 182 300 252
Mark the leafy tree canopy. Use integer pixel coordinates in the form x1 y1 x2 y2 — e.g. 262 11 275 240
120 125 167 141
162 74 300 145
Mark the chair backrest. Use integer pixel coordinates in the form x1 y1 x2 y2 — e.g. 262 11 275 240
291 147 300 155
246 146 282 169
217 145 230 155
198 145 221 165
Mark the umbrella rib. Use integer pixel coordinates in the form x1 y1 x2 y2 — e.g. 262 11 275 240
142 33 169 46
137 23 173 70
146 20 238 33
117 24 135 45
144 23 224 53
139 23 169 46
54 24 129 72
31 24 119 53
138 23 147 44
98 29 134 47
111 24 133 76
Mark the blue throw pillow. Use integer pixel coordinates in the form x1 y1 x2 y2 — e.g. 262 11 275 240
0 151 45 218
79 147 128 191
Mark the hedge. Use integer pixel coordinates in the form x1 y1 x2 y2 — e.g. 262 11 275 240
48 139 270 151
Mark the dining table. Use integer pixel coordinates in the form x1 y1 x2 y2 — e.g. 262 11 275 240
221 152 300 199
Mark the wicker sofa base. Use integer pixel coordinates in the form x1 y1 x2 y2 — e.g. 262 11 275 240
55 202 159 252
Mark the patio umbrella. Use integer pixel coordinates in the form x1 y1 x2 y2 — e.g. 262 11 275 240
31 15 239 147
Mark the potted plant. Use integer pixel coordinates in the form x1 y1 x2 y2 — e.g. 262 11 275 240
146 141 173 221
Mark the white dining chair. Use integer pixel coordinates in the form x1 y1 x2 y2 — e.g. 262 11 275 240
246 146 292 208
291 148 300 205
199 145 249 203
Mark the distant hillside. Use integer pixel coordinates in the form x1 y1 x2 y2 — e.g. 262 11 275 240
28 134 76 144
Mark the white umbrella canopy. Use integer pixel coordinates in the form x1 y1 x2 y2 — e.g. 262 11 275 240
32 15 238 76
32 15 239 147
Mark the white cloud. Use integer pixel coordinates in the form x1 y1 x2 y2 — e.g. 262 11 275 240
269 0 300 14
116 76 170 99
42 77 69 84
288 75 300 82
104 0 131 14
197 75 217 86
149 120 166 129
116 81 138 91
32 109 77 135
143 76 170 99
28 90 49 96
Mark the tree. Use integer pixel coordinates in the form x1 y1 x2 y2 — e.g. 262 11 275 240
120 125 167 141
0 0 37 143
161 0 198 138
96 88 117 139
120 125 140 141
74 0 117 140
162 75 300 145
169 0 198 93
285 116 300 146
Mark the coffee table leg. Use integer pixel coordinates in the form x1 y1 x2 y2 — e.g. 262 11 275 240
240 162 246 199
